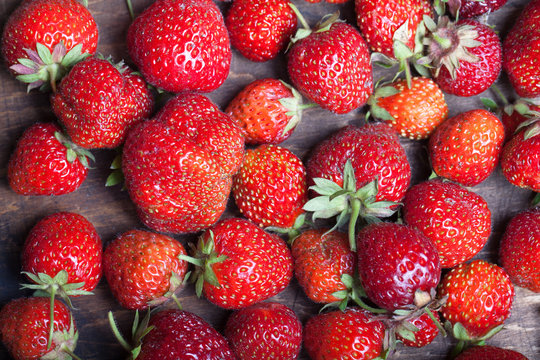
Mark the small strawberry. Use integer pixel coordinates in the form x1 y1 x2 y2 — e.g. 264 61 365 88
429 109 505 187
102 230 188 310
225 0 297 62
499 208 540 293
438 260 515 341
303 307 385 360
127 0 231 93
0 297 78 360
224 302 303 360
51 56 154 149
180 217 293 309
8 122 93 196
287 6 373 114
367 77 448 140
395 311 441 348
1 0 98 91
455 345 529 360
457 0 508 19
402 179 492 268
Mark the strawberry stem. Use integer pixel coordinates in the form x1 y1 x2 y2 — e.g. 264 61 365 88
490 83 509 106
125 0 135 21
289 3 310 30
80 0 88 8
47 286 57 350
348 198 361 252
108 311 133 352
61 346 83 360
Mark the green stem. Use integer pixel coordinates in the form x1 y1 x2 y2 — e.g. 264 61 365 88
125 0 135 21
351 293 387 314
62 346 84 360
108 311 133 353
403 59 412 89
288 3 311 30
80 0 88 8
47 287 57 351
450 340 466 359
491 83 509 105
171 294 183 310
348 198 361 252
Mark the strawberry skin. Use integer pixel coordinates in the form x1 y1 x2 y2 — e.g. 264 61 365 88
458 0 508 18
396 311 441 348
127 0 231 93
500 208 540 293
500 128 540 192
225 302 303 360
455 345 529 360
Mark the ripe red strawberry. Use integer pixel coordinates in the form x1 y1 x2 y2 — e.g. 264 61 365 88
182 217 293 309
305 0 348 3
127 0 231 93
287 7 373 114
368 77 448 140
438 260 515 340
503 0 540 98
102 229 188 310
224 302 303 360
225 78 307 144
303 307 385 360
291 228 355 304
423 17 502 97
8 122 92 196
429 109 505 187
0 297 78 360
122 93 244 234
395 311 441 348
1 0 98 91
501 101 540 142
356 222 441 311
499 208 540 293
457 0 508 18
225 0 297 62
455 345 529 360
51 56 154 149
232 144 307 229
402 179 492 268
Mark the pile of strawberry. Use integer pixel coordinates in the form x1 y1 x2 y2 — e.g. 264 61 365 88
0 0 538 359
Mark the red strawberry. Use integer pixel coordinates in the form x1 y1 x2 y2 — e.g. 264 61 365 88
225 0 297 62
1 0 98 91
455 345 529 360
438 260 515 340
303 307 385 360
8 122 92 196
457 0 508 18
503 0 540 98
501 100 540 142
356 222 441 311
51 56 154 149
402 179 492 268
287 7 373 114
396 311 441 348
102 229 188 310
305 0 349 3
224 302 303 360
127 0 231 93
429 109 505 187
232 144 308 229
292 228 355 304
225 78 307 144
368 77 448 140
182 217 293 309
499 208 540 293
0 297 77 360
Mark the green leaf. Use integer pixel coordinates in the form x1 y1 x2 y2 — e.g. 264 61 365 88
514 102 531 115
452 322 472 341
481 97 499 112
393 40 414 61
342 160 357 192
106 170 124 187
370 105 395 121
397 328 416 342
36 43 53 65
310 177 343 196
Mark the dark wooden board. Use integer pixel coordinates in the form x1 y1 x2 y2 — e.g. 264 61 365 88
0 0 538 359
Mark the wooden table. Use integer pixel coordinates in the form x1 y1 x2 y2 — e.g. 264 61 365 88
0 0 538 359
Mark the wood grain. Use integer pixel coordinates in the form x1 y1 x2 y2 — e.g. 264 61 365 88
0 0 538 359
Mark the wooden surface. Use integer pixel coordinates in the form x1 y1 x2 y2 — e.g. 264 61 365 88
0 0 539 359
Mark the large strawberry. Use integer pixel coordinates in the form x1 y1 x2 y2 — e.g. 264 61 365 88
51 56 154 149
102 229 188 310
1 0 98 91
224 302 303 360
429 109 504 187
8 122 93 196
127 0 231 93
225 0 297 62
402 179 492 268
457 0 508 18
287 6 373 114
455 345 529 360
499 208 540 293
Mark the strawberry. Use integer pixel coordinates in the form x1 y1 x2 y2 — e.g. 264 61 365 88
0 297 78 360
292 228 355 304
8 122 93 196
499 208 540 293
457 0 508 18
224 302 303 360
232 144 308 230
225 0 297 62
402 179 492 268
429 109 505 187
502 0 540 98
1 0 98 91
51 56 154 149
225 78 307 144
303 307 385 360
367 77 448 140
304 0 349 3
501 100 540 142
102 229 188 310
127 0 231 93
455 345 529 360
395 311 441 348
438 259 515 340
181 217 293 309
122 93 244 234
287 6 373 114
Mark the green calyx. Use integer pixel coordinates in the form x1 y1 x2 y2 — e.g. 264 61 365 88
447 322 505 358
366 80 401 122
41 313 80 360
266 212 309 244
516 117 540 140
287 3 342 45
278 81 318 138
106 151 125 187
109 309 154 360
54 131 95 169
